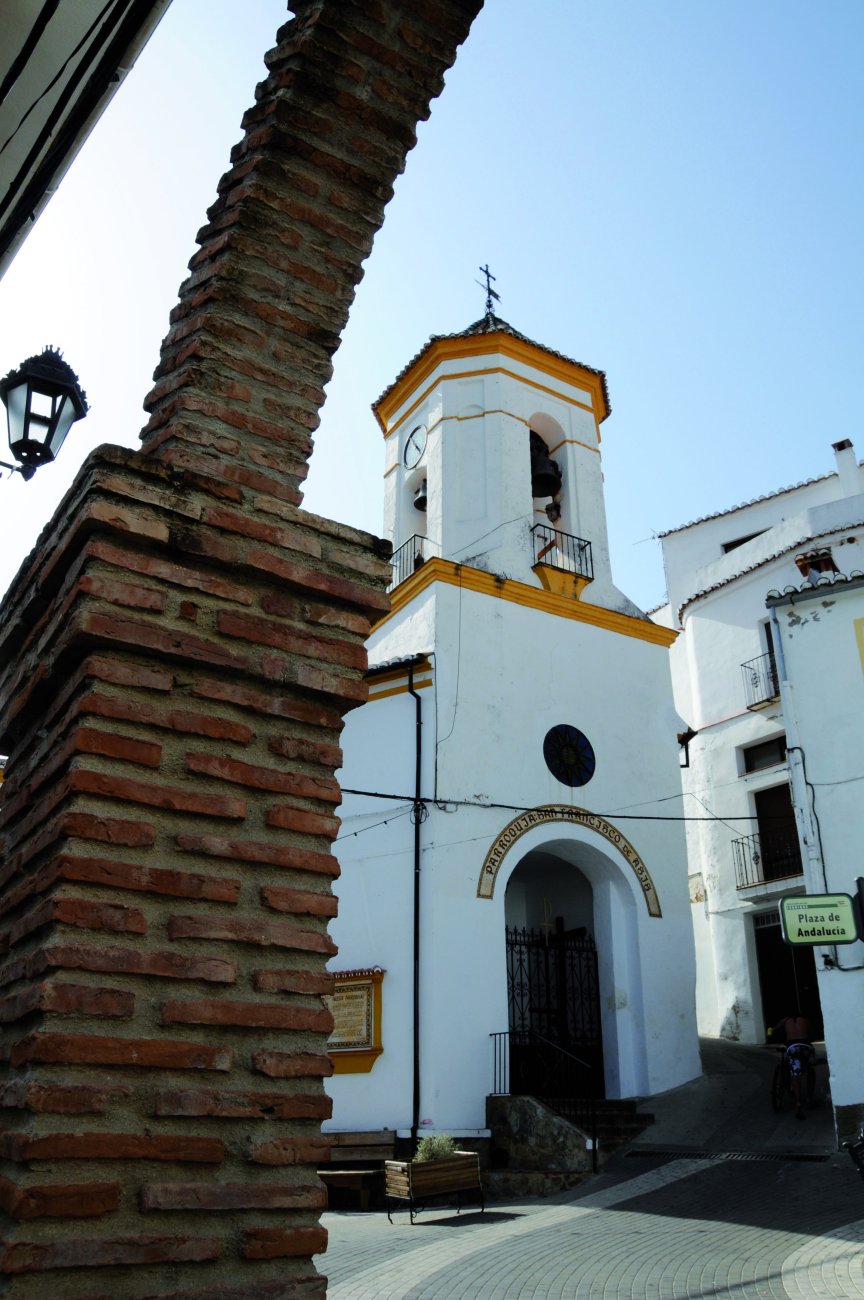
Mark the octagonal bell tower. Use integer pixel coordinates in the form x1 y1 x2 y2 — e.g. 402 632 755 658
373 313 638 615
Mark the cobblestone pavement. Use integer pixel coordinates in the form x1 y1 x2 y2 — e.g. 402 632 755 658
323 1153 864 1298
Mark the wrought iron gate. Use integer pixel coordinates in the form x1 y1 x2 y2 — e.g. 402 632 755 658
506 922 604 1098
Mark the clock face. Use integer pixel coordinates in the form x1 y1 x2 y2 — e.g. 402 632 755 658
543 724 596 787
403 423 427 469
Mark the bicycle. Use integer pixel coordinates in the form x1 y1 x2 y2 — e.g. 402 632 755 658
770 1044 815 1116
842 1127 864 1181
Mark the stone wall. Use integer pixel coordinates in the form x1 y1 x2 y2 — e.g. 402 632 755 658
0 2 482 1295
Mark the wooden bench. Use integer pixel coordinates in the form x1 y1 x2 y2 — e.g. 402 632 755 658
318 1130 396 1210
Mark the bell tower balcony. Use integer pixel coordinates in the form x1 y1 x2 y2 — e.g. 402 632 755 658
531 523 594 598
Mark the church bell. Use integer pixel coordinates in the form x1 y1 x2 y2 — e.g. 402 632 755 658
530 432 562 499
413 479 428 511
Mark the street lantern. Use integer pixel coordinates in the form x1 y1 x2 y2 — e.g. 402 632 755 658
0 347 88 481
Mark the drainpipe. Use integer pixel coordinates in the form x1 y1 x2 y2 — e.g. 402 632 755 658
407 662 423 1152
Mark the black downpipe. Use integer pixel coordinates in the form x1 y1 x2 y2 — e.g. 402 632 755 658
407 663 422 1152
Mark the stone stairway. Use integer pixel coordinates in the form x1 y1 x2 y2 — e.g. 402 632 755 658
485 1094 654 1198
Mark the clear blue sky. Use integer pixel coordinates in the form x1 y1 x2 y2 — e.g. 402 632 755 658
0 0 861 611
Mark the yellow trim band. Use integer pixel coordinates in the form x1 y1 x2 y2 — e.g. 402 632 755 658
376 558 677 647
367 678 433 702
375 333 608 429
548 437 600 457
382 367 597 442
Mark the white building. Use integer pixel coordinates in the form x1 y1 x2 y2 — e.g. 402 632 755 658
766 571 864 1138
326 314 701 1145
657 439 864 1136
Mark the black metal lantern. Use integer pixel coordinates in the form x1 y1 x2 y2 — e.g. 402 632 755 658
0 347 88 481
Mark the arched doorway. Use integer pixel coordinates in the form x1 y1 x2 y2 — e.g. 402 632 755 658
504 849 605 1098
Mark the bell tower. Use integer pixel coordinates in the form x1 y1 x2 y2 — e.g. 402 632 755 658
374 313 639 614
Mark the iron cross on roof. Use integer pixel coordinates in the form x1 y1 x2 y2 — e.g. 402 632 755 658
477 264 501 316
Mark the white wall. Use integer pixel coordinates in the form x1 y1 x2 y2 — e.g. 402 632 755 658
771 581 864 1116
329 580 701 1134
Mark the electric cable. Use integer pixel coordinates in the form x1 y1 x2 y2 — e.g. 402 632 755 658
339 787 771 824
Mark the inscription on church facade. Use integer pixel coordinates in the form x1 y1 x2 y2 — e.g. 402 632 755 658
325 968 385 1073
328 983 374 1049
477 804 661 915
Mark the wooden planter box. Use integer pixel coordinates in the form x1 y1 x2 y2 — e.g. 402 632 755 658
385 1151 484 1223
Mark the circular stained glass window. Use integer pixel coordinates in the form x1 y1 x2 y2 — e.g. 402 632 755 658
543 724 596 787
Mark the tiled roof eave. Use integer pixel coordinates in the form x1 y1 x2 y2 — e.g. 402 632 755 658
659 472 837 538
373 313 610 418
676 520 864 623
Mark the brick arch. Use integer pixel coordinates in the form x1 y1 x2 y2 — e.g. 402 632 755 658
0 4 483 1295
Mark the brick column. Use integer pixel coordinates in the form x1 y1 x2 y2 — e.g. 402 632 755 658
0 3 481 1297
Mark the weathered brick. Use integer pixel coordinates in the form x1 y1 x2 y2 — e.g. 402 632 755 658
86 536 254 604
253 968 334 995
80 611 251 673
175 833 339 876
242 1225 328 1258
217 609 366 671
248 1136 332 1165
80 690 254 744
71 726 162 768
0 1175 121 1219
153 1088 331 1120
252 1050 333 1079
260 650 368 703
265 804 340 838
78 573 166 612
0 981 134 1023
38 942 238 984
190 674 344 729
0 1132 223 1163
246 547 390 614
202 506 321 555
58 853 242 903
8 896 147 945
166 914 336 955
268 733 343 767
0 1081 128 1115
161 999 333 1034
63 811 157 846
186 751 340 803
8 1033 232 1072
0 1233 222 1272
260 885 338 917
68 768 247 819
140 1182 325 1211
80 653 173 693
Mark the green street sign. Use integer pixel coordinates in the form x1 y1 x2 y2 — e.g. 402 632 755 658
779 894 860 946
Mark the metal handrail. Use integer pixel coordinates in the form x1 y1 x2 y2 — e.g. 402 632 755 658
530 524 593 581
490 1029 598 1170
388 534 439 591
741 652 780 709
732 830 803 889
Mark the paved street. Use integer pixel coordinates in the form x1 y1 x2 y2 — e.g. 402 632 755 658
323 1042 864 1297
323 1151 863 1298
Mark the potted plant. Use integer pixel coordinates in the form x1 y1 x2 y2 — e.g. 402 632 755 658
385 1134 484 1223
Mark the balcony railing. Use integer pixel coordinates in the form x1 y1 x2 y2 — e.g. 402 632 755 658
732 830 803 889
741 652 780 709
388 534 439 592
530 524 593 581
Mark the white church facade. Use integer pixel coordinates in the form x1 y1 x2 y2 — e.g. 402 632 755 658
325 315 701 1143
